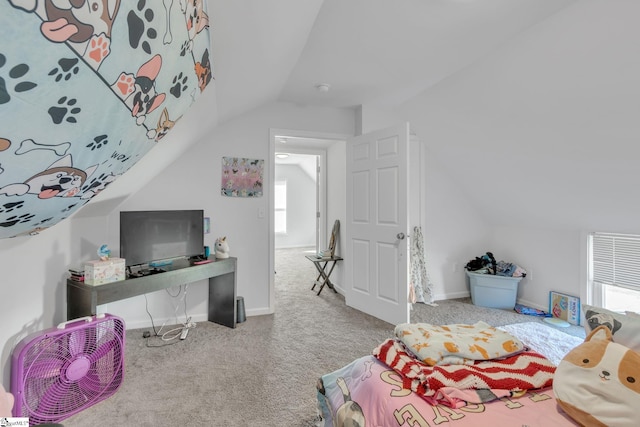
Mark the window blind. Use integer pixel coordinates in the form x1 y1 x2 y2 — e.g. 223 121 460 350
591 233 640 291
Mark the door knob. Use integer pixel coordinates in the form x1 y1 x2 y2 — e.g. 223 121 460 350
397 232 405 240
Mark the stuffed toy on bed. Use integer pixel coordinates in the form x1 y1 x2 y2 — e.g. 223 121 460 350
553 325 640 427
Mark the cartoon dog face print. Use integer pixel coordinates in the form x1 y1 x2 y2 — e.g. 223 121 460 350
194 49 212 92
154 108 177 141
180 0 209 51
111 54 166 125
42 0 121 43
10 0 121 68
585 309 623 335
0 154 97 199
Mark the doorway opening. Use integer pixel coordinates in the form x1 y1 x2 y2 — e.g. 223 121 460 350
268 129 347 312
274 151 322 255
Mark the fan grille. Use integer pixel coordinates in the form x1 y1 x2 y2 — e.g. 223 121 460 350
13 315 125 424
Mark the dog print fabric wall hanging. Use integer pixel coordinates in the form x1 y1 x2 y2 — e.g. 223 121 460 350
0 0 213 238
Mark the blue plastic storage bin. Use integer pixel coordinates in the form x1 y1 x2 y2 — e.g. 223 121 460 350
466 271 523 309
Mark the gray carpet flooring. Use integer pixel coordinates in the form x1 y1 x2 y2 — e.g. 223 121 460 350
62 247 584 426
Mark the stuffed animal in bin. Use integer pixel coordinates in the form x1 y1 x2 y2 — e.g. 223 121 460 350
215 236 230 259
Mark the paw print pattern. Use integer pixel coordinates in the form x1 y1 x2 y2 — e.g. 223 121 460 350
84 172 113 193
32 216 54 230
0 212 34 228
62 204 78 213
179 41 190 57
86 134 108 151
48 58 80 82
170 72 188 98
48 96 81 124
0 53 37 105
0 201 24 215
128 0 158 55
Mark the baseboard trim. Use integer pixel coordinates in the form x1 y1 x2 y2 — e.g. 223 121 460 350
435 291 470 301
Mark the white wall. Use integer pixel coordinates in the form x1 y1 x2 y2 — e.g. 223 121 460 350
488 226 583 311
422 149 493 300
0 95 600 391
0 214 111 389
0 101 354 389
274 164 316 249
99 102 355 328
389 0 640 313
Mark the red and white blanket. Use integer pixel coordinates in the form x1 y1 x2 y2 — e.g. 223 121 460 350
373 338 556 406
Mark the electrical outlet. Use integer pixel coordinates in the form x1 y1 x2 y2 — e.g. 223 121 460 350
452 262 458 273
528 269 533 281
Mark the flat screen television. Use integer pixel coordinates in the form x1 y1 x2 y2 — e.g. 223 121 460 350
120 210 204 267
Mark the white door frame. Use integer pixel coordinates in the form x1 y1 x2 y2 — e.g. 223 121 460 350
268 128 349 312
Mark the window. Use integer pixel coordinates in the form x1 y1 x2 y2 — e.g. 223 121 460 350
274 181 287 233
589 232 640 312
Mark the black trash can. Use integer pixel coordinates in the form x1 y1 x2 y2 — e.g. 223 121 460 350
236 296 246 323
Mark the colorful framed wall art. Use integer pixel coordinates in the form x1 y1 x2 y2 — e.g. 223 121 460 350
221 157 263 198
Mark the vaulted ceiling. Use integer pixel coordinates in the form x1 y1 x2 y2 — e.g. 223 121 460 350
213 0 578 118
98 0 640 232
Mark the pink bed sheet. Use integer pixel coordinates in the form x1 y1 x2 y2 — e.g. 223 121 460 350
317 355 577 426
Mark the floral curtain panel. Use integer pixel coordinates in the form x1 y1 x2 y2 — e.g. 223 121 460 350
0 0 213 238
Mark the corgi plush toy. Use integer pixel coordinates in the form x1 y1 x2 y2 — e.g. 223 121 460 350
553 325 640 427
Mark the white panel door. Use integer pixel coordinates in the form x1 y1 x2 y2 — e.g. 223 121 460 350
345 123 410 325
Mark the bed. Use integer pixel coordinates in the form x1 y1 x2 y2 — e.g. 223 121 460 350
316 317 640 427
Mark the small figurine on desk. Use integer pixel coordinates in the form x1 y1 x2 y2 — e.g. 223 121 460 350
97 244 111 261
215 236 229 259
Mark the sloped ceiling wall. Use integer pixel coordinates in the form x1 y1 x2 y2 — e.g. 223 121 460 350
400 0 640 232
4 0 637 237
276 0 640 233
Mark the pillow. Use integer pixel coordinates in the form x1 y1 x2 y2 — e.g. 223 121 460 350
582 304 640 351
553 326 640 427
0 383 14 418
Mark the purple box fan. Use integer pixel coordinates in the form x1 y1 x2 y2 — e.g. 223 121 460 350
11 314 125 424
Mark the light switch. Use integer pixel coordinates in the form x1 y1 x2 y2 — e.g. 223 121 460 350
258 207 265 218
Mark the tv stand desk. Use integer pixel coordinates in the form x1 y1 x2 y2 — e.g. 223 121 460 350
67 257 237 328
